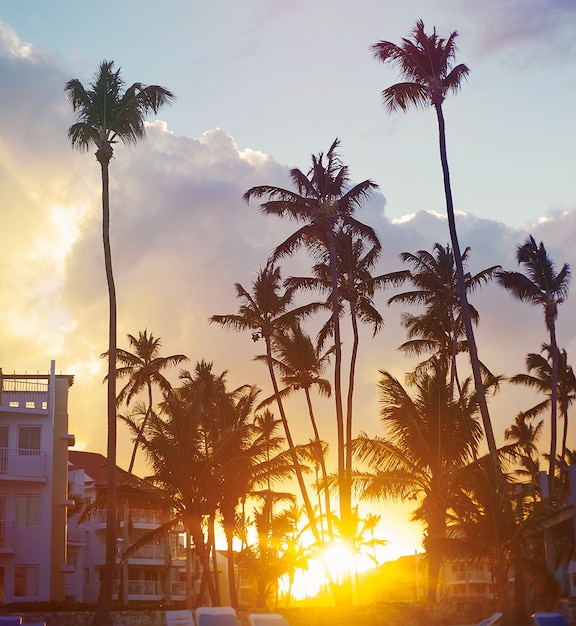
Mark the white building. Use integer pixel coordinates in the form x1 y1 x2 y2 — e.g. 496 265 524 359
0 361 75 603
66 450 189 604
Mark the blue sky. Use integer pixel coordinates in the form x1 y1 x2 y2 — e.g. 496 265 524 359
1 0 575 559
2 0 575 227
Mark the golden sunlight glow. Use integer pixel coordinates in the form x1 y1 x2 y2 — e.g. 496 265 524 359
281 542 377 602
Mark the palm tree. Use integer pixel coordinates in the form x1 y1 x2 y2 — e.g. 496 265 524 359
210 263 323 544
65 61 174 622
372 22 500 474
106 329 188 473
497 236 571 491
255 322 335 538
503 412 543 493
389 244 499 394
352 360 484 602
244 139 380 536
286 226 395 519
509 344 576 489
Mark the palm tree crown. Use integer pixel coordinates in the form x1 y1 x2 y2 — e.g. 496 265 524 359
244 139 379 537
65 60 175 164
371 19 469 111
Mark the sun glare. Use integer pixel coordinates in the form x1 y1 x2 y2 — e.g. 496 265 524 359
281 542 378 602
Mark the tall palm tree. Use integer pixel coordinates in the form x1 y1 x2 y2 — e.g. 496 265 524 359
106 329 188 473
286 227 394 518
352 360 484 602
244 140 380 536
389 244 499 394
210 263 323 544
372 22 500 474
497 236 571 491
509 344 576 488
255 322 335 538
65 61 174 622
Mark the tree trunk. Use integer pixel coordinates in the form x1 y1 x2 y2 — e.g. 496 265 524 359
93 154 117 626
548 318 559 494
265 336 321 544
304 388 333 539
434 103 499 470
327 233 348 531
344 307 360 521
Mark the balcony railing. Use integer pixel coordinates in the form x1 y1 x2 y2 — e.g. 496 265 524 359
0 448 46 479
1 378 49 410
130 509 163 525
0 519 15 549
120 580 186 598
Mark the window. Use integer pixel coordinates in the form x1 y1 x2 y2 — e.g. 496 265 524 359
14 566 38 598
18 426 41 455
16 495 39 526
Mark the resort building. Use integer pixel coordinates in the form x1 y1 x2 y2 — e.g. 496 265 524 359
0 361 75 603
66 450 189 604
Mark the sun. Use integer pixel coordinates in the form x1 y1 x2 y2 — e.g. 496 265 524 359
319 543 357 584
281 541 377 602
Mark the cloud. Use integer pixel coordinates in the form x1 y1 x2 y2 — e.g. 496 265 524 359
1 22 576 482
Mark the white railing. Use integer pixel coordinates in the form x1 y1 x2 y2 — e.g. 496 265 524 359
128 544 166 560
130 508 163 524
0 448 46 479
0 519 15 548
127 580 162 596
67 526 87 544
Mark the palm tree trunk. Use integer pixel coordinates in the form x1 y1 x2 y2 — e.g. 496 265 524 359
127 381 153 474
94 156 117 626
264 337 321 544
327 233 348 529
345 309 360 522
304 388 333 538
548 319 559 493
434 104 499 469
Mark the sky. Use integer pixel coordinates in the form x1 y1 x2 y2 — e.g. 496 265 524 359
0 0 575 561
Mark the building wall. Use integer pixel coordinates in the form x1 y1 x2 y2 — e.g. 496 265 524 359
0 361 74 603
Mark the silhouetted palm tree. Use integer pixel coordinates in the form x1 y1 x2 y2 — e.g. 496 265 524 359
497 236 571 491
352 360 484 602
106 329 187 473
286 226 395 516
244 140 379 536
65 61 174 623
389 244 499 394
372 22 500 474
504 412 543 493
255 322 334 537
509 344 576 488
210 263 322 543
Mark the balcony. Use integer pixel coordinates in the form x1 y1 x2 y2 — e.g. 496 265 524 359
0 448 47 481
0 377 49 411
113 580 186 601
0 519 15 553
67 526 88 546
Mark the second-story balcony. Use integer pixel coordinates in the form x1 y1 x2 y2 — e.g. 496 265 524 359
0 519 15 553
0 448 46 482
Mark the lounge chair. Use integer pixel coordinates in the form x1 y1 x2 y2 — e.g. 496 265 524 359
166 610 194 626
533 613 569 626
477 613 503 626
195 607 238 626
0 618 22 626
248 614 289 626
